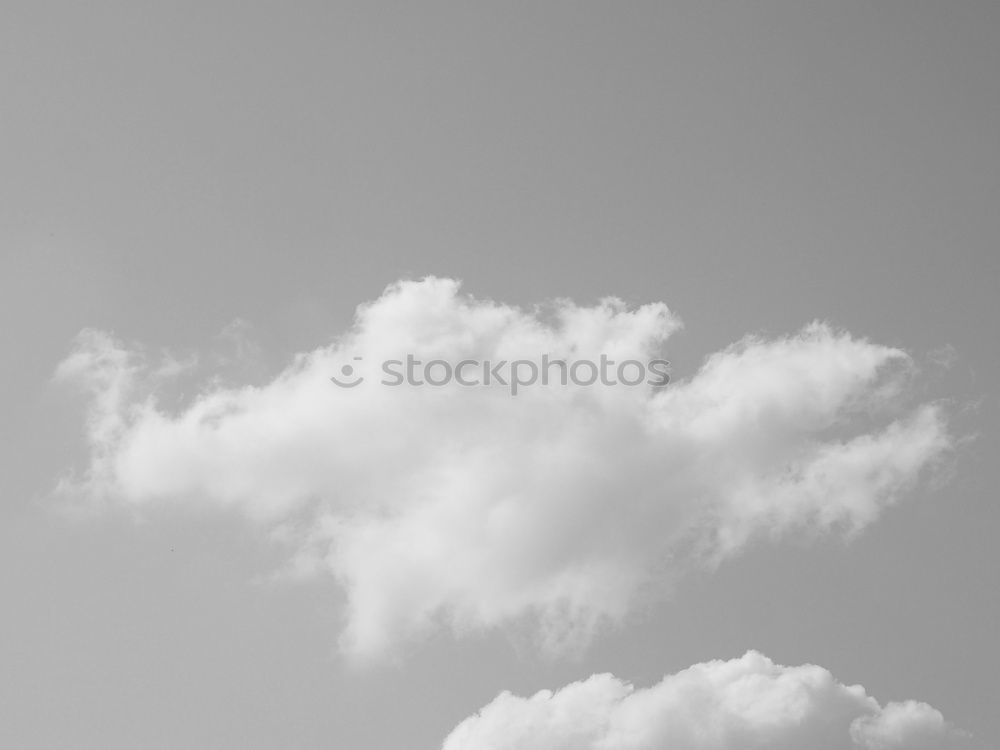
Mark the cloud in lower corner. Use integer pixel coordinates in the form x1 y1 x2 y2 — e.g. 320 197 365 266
441 651 969 750
54 277 952 658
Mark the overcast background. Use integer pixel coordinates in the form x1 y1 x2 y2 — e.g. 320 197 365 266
1 2 998 748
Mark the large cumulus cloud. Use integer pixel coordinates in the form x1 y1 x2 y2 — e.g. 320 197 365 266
55 278 951 657
441 651 967 750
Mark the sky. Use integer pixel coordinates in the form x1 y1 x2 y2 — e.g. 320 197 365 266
1 2 998 748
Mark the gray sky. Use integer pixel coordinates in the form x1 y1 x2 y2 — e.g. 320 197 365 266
1 2 998 748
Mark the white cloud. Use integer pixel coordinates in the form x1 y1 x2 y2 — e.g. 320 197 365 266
441 651 967 750
55 278 951 657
